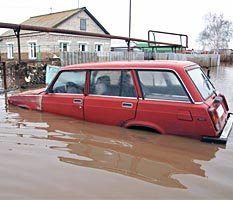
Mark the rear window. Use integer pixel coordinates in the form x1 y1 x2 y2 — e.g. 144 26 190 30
187 67 215 100
137 70 190 102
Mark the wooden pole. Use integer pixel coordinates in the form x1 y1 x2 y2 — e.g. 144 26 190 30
2 62 7 91
128 0 132 52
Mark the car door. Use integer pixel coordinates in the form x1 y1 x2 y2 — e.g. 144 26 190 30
84 70 138 126
42 70 86 120
135 69 194 136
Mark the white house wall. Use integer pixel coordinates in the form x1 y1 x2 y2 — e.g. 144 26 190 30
0 9 111 61
57 11 105 34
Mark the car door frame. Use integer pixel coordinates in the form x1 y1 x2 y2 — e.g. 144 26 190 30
42 69 87 120
84 69 139 126
133 68 197 136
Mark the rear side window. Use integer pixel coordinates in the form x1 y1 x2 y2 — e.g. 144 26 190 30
187 68 215 100
89 70 136 97
137 70 190 102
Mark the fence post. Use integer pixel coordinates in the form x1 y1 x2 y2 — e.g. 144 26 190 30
1 62 8 111
1 62 7 91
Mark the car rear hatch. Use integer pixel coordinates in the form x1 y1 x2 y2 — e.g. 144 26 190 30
187 66 233 144
202 94 233 144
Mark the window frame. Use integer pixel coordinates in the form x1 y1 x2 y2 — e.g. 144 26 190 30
58 40 71 52
88 69 137 98
27 41 37 59
94 43 103 52
6 43 14 59
78 42 88 52
49 70 87 95
80 18 87 31
136 69 192 103
186 67 215 100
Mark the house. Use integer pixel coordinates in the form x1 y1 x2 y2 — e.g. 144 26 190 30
0 7 111 64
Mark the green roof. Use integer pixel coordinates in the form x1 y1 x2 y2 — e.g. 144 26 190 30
136 43 184 52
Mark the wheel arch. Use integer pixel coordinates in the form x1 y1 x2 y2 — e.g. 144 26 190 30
123 120 165 134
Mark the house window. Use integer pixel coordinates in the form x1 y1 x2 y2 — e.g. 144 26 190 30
95 44 103 52
59 42 70 52
28 42 37 59
80 18 87 31
78 43 88 52
7 43 14 59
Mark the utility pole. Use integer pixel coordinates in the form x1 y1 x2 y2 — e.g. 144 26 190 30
14 28 21 64
128 0 132 52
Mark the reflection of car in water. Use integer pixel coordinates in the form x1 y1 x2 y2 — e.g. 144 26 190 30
8 61 233 144
8 105 222 189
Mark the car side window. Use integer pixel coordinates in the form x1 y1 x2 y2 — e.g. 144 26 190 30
89 70 136 97
137 70 190 102
52 71 86 94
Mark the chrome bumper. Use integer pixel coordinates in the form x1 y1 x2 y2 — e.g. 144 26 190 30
202 113 233 144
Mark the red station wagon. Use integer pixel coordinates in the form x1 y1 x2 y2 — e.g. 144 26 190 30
8 61 233 144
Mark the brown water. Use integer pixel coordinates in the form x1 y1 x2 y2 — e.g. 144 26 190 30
0 65 233 199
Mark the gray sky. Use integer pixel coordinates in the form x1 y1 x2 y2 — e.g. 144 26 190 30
0 0 233 49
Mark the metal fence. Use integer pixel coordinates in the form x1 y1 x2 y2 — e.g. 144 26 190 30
0 51 221 91
60 51 220 67
60 51 145 66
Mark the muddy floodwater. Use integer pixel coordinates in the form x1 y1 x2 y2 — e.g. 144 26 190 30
1 65 233 199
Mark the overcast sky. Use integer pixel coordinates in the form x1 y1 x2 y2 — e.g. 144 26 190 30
0 0 233 49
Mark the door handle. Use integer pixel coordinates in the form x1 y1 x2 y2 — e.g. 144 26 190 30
122 102 133 108
73 98 83 104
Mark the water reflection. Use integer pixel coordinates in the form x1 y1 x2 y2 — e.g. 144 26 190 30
6 103 223 189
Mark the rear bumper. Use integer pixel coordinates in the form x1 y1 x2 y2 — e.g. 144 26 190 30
201 113 233 144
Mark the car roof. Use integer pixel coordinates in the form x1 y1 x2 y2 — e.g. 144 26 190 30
61 60 197 71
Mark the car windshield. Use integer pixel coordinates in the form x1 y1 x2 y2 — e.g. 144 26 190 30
187 67 215 100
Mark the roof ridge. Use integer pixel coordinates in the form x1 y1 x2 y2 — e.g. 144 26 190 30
1 6 110 37
29 7 85 19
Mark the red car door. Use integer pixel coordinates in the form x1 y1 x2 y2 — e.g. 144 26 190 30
85 96 138 126
42 70 86 120
135 70 195 136
84 70 138 126
43 93 85 119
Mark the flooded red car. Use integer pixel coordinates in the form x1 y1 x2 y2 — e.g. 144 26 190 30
8 61 233 144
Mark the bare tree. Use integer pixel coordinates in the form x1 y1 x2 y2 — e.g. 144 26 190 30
198 13 233 53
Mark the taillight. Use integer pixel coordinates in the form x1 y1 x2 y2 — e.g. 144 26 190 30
220 94 229 111
208 107 221 131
